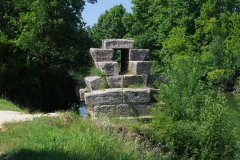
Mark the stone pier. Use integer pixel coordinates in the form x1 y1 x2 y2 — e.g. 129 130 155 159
79 39 158 119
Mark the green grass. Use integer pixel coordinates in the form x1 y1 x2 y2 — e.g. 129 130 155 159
89 66 102 77
0 99 161 160
0 113 159 160
0 99 21 111
225 94 240 159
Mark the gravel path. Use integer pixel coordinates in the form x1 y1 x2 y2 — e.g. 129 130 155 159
0 111 59 129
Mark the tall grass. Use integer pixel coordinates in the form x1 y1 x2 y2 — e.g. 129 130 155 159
0 110 161 160
225 94 240 159
89 66 102 77
0 99 21 111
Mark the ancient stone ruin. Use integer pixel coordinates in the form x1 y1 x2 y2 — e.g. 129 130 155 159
80 39 158 119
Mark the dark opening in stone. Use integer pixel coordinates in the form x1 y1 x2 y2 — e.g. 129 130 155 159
121 49 129 74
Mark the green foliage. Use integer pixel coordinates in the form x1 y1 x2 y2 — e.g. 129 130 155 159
89 66 102 76
151 56 237 159
225 93 240 159
234 77 240 93
125 0 202 50
99 76 109 90
120 0 240 90
88 66 109 90
91 4 127 46
160 27 195 66
0 0 95 111
207 69 226 85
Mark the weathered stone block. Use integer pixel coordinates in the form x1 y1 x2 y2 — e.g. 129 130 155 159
123 88 150 103
94 105 117 118
116 104 149 116
123 75 146 87
128 61 152 75
142 74 148 84
86 104 94 112
95 62 118 76
84 89 123 106
87 109 94 118
115 104 131 116
131 103 158 115
129 49 149 61
124 103 152 116
84 76 104 91
95 103 156 117
90 48 114 62
79 88 90 101
102 39 134 49
107 75 123 88
93 103 155 118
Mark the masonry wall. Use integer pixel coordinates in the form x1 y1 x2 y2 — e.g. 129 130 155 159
80 39 158 119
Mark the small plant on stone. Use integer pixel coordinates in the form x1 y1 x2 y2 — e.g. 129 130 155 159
121 91 125 100
99 76 109 90
89 66 102 76
126 69 134 75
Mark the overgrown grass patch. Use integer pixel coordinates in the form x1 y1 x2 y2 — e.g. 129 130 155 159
0 111 162 160
0 99 21 111
225 94 240 159
89 66 102 77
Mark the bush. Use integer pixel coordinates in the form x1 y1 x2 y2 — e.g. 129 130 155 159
151 56 237 159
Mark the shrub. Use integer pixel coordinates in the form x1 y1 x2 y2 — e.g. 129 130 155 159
151 56 237 159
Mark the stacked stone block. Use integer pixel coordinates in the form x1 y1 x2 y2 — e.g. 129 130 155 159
80 39 157 118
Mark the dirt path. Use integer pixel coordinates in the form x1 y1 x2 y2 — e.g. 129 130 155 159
0 111 60 129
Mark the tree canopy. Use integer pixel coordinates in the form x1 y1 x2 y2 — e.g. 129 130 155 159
122 0 240 90
0 0 96 111
91 4 127 47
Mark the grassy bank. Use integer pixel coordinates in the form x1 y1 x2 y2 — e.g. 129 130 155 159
0 99 161 160
1 97 240 159
0 99 21 111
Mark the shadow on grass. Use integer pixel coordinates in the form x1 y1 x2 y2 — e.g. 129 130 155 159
2 148 136 160
2 149 98 160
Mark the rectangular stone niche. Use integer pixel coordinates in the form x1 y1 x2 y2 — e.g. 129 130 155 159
120 49 129 74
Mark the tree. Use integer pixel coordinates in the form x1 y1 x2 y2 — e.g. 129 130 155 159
0 0 97 111
124 0 203 50
122 0 205 74
91 4 127 47
125 0 239 90
192 0 239 89
123 0 156 50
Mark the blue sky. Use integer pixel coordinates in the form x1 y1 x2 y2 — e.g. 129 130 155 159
82 0 134 27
